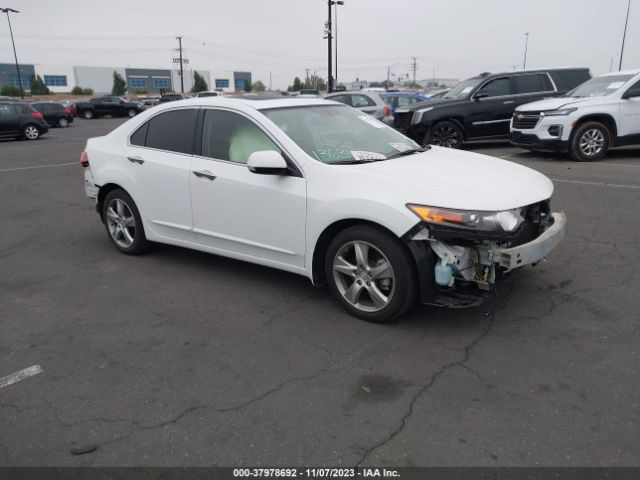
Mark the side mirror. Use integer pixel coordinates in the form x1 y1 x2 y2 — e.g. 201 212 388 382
247 150 288 175
622 89 640 99
474 91 488 101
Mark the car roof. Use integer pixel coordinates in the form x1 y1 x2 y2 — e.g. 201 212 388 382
599 69 640 77
150 96 337 111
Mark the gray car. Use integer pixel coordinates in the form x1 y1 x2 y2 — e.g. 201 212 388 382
324 91 394 125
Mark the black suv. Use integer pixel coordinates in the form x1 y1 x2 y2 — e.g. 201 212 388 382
394 68 591 148
0 101 49 141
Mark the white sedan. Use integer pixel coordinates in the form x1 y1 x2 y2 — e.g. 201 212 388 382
82 97 566 323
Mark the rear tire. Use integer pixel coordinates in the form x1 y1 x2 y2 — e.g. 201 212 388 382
325 225 417 323
23 124 40 140
426 120 464 148
82 109 94 120
102 189 149 255
127 109 137 118
58 117 69 128
570 121 610 162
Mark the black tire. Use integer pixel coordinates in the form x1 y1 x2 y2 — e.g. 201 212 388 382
570 121 610 162
58 117 70 128
127 109 137 118
22 124 40 141
102 189 149 255
324 225 418 323
82 109 94 120
426 120 464 148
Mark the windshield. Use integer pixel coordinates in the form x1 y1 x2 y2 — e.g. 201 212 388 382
443 78 483 99
567 74 634 98
262 105 422 164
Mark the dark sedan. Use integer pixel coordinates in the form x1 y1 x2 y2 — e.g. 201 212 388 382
30 102 74 128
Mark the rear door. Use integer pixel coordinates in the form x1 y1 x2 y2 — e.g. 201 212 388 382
467 76 514 138
0 103 21 136
123 107 199 242
512 72 556 107
619 79 640 138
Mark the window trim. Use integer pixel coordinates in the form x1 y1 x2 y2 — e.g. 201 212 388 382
474 73 558 100
193 106 304 178
126 106 200 156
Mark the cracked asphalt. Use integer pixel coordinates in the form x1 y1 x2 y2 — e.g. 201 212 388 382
1 118 639 466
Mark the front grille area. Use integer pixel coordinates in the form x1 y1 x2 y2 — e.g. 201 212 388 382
395 112 413 132
511 131 539 145
512 112 541 129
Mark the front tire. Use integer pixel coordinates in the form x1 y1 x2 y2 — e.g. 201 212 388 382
570 121 610 162
23 125 40 140
127 109 137 118
102 189 149 255
82 109 94 120
426 120 464 148
58 117 69 128
325 225 417 323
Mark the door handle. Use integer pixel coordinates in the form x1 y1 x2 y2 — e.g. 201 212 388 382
127 156 144 165
193 170 216 181
503 100 514 104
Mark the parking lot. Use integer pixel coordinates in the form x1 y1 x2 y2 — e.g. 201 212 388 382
1 118 639 466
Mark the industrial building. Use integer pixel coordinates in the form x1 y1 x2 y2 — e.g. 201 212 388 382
0 63 251 95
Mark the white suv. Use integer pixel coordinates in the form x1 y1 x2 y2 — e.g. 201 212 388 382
511 70 640 161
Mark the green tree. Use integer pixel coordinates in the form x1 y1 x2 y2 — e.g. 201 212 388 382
192 70 208 93
82 87 94 95
252 80 266 92
112 71 126 95
243 80 252 92
71 86 84 95
30 75 50 95
287 77 303 92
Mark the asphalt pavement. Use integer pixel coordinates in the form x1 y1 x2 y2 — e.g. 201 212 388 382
0 117 638 466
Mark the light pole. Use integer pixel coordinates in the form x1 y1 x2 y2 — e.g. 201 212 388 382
523 32 530 70
1 7 23 99
619 0 631 70
324 1 333 93
331 1 344 89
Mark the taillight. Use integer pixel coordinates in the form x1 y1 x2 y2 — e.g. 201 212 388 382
80 151 89 168
384 105 392 117
64 107 73 114
31 112 44 120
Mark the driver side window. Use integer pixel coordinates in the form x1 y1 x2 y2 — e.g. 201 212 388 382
481 77 511 97
201 109 280 164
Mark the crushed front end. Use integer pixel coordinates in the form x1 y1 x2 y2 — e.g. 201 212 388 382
403 200 566 307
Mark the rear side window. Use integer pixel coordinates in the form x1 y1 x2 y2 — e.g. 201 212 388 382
327 95 349 105
514 74 552 94
130 122 149 146
0 103 21 116
550 70 591 90
144 109 198 154
351 94 376 107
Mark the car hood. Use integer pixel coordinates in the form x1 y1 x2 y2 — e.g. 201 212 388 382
335 147 554 211
516 96 604 112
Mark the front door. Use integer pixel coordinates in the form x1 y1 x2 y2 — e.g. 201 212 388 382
190 108 307 268
467 76 514 138
123 107 198 243
619 79 640 139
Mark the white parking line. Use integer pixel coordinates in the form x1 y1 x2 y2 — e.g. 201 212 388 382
0 365 43 389
551 178 640 190
0 162 77 173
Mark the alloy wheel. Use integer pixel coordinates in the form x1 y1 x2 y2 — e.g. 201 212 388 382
24 126 39 140
332 241 395 313
579 129 605 157
59 118 69 127
432 125 460 147
106 198 136 249
128 109 136 118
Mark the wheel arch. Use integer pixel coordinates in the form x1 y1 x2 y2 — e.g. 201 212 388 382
427 116 466 141
573 114 618 142
311 218 411 286
97 183 131 221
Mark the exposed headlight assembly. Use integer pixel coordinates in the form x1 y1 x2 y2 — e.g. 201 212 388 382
541 107 577 116
411 107 433 125
407 204 525 233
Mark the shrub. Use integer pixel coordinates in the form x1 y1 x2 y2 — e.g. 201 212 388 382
82 88 94 95
71 86 83 95
134 88 148 94
1 85 22 96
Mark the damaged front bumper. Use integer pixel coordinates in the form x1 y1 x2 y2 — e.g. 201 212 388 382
405 212 566 307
